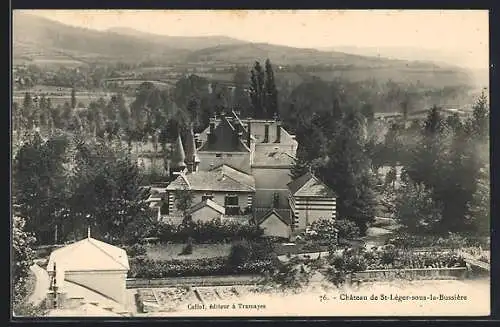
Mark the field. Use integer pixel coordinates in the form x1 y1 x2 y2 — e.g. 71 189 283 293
12 91 136 108
145 243 233 261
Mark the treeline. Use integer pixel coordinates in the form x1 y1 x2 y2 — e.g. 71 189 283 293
393 93 490 236
13 132 152 245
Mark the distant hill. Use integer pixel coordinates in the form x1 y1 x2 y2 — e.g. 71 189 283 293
13 12 476 88
106 27 247 50
13 12 188 64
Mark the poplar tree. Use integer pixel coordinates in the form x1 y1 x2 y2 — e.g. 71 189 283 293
264 59 278 119
249 61 265 118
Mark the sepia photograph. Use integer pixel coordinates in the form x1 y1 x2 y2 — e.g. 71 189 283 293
11 9 490 318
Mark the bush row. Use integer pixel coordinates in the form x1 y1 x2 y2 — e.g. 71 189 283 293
137 220 264 245
128 256 277 278
329 248 466 273
385 233 489 249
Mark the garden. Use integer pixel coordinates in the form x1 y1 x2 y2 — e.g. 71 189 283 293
126 239 279 279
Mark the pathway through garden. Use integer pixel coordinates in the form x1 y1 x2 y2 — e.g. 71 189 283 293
28 260 50 306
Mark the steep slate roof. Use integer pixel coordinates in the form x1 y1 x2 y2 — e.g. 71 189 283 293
171 134 187 169
187 199 225 215
197 112 297 151
47 237 130 272
198 115 250 152
254 208 292 226
287 172 336 197
166 164 255 192
184 123 200 164
198 154 251 174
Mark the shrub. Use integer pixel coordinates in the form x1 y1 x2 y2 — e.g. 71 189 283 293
126 244 147 257
180 243 193 255
334 220 361 240
228 240 252 267
227 239 275 268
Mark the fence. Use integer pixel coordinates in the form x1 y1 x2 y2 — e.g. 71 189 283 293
126 274 261 289
354 267 468 282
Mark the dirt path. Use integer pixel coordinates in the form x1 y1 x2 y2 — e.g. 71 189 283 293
28 261 50 306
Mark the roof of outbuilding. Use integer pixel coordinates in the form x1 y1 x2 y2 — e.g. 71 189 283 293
166 164 255 192
254 208 292 226
47 237 129 272
187 199 225 215
287 172 336 197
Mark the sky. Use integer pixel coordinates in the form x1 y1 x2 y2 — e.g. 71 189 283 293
23 10 489 69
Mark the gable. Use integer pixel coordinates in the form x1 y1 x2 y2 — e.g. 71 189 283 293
294 177 336 198
192 205 223 218
287 172 314 194
47 238 129 272
188 199 225 215
254 208 292 225
260 213 287 227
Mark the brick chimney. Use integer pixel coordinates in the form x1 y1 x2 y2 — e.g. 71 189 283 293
264 122 270 143
275 120 282 143
194 133 202 148
208 118 216 145
233 122 241 147
247 121 252 148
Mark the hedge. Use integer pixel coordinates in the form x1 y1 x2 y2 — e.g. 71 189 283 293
145 220 264 244
385 233 489 249
128 256 277 278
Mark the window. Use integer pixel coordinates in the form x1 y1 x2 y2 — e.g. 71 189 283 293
224 195 240 215
273 192 280 208
160 201 169 215
202 193 214 201
215 153 222 158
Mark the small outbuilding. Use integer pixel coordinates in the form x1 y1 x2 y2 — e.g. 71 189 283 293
187 199 226 223
254 208 292 240
47 232 130 305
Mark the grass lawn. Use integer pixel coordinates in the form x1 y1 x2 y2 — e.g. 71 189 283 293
145 243 232 261
273 243 329 256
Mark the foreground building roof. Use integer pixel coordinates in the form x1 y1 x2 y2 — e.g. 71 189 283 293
47 236 130 272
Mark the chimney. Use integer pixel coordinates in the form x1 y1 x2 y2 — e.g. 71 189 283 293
194 133 202 148
208 119 216 145
247 121 252 148
233 123 241 147
264 122 270 143
276 121 282 143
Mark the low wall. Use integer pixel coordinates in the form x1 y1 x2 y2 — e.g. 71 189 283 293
354 267 468 281
126 274 261 289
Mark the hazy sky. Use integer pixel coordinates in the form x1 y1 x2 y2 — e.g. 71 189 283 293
24 10 489 68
